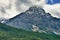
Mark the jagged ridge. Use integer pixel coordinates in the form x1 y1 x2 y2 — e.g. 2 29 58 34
5 6 60 34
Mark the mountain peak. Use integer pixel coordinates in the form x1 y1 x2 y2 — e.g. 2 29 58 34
4 6 60 34
28 6 45 13
26 6 45 15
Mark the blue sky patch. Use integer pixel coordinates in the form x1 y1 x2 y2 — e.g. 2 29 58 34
47 0 60 4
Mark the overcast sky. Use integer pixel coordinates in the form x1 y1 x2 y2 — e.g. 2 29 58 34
0 0 60 19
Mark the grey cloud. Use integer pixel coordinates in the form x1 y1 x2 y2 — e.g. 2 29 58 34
15 0 31 12
5 4 11 9
5 0 12 9
0 7 6 13
54 12 60 18
15 0 31 6
15 0 42 12
17 0 31 4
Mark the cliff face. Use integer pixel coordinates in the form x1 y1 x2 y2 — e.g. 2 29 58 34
5 6 60 34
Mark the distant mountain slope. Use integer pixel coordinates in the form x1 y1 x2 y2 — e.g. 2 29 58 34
5 6 60 34
0 23 60 40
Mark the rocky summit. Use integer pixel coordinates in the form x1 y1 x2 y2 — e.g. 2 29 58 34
5 6 60 34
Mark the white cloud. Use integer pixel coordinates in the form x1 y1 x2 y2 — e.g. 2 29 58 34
0 0 18 18
0 0 46 19
0 0 60 19
43 4 60 18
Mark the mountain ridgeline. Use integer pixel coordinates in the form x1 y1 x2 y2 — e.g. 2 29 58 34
5 6 60 34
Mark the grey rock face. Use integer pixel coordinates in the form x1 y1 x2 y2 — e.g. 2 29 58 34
5 6 60 33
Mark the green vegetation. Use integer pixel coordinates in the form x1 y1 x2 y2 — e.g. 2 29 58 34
0 23 60 40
